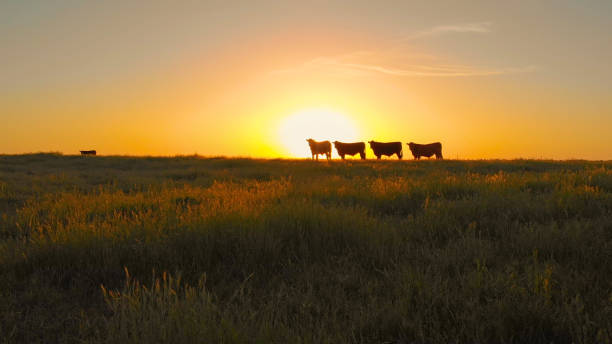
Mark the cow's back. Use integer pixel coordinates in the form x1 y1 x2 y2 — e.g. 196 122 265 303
334 141 366 159
369 141 402 158
335 142 365 154
408 142 442 159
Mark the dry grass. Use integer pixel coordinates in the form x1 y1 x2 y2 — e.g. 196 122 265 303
0 154 610 343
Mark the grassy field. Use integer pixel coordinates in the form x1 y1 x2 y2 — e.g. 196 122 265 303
0 153 610 343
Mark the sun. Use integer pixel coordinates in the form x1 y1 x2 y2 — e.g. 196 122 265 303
277 108 361 158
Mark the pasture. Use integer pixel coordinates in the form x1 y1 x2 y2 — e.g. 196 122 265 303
0 154 610 343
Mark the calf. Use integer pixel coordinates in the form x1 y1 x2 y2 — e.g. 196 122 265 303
333 141 366 160
407 142 443 159
306 139 331 161
368 141 403 160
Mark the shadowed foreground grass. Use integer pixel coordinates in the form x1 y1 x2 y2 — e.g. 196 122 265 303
0 154 610 343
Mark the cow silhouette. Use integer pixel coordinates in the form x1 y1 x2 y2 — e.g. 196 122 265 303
80 150 96 156
368 141 403 160
407 142 443 160
306 139 331 161
333 141 366 160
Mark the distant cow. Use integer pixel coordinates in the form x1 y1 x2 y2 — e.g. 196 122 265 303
306 139 331 161
333 141 366 160
368 141 403 160
80 150 96 156
407 142 443 160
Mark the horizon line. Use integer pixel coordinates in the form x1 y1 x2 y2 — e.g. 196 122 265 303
1 152 610 162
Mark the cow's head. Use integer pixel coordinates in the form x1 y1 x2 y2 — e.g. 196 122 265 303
407 142 415 149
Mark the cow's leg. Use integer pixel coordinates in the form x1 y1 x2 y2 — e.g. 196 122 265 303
341 154 345 160
398 152 403 160
360 152 365 160
376 155 381 160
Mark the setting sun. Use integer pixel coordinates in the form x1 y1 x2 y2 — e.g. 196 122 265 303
277 108 361 158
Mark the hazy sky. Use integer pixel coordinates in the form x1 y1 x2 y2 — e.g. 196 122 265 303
2 1 611 159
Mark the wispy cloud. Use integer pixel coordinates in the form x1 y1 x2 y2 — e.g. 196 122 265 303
273 55 535 78
404 22 492 40
272 22 535 79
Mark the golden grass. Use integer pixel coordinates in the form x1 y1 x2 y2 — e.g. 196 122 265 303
0 154 610 343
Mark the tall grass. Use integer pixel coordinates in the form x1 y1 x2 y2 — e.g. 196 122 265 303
0 154 610 343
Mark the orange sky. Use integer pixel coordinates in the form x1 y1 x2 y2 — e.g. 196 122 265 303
1 1 611 159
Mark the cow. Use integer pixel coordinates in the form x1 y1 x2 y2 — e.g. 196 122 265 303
368 141 403 160
306 139 331 161
333 141 366 160
80 150 96 156
407 142 443 160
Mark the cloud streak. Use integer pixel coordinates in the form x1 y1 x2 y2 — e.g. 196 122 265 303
272 22 534 78
404 22 492 40
273 56 535 78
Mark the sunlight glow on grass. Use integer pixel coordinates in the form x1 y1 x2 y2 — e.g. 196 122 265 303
277 108 361 158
